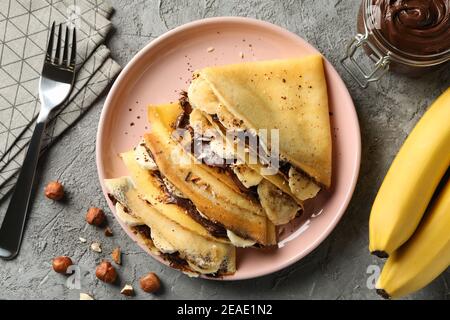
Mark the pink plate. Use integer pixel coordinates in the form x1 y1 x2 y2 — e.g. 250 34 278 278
96 17 361 280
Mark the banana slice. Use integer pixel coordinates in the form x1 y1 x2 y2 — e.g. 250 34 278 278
257 179 301 226
288 167 321 201
150 229 177 254
227 230 256 248
232 165 263 188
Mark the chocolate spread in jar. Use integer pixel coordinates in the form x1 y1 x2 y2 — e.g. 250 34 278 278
372 0 450 55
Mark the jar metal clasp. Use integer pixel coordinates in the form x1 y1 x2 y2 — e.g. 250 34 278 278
341 32 390 88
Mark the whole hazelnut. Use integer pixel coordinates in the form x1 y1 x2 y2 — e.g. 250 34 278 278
45 181 64 201
95 261 117 283
86 207 106 226
52 256 73 274
139 272 160 293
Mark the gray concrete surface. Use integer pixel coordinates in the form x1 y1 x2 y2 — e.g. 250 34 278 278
0 0 449 300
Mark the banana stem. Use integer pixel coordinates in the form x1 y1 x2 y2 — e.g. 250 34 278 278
372 250 389 259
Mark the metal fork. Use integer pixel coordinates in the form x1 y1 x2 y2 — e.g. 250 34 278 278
0 23 76 260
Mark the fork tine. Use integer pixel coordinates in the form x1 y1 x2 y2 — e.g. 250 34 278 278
45 22 55 63
62 26 70 66
70 28 76 69
54 24 62 64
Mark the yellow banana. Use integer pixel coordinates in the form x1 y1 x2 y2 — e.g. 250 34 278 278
376 178 450 299
369 87 450 257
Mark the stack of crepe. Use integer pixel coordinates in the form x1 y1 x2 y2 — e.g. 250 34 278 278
104 54 332 277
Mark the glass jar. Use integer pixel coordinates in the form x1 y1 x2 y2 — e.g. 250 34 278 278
342 0 450 88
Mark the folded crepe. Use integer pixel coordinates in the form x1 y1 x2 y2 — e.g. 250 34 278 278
143 102 277 245
188 54 332 189
104 176 236 276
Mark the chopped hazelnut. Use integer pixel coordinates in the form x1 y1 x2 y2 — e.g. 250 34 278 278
120 284 134 296
52 256 73 274
85 207 106 226
95 261 117 284
45 181 64 201
80 293 94 300
139 272 161 293
90 242 102 253
111 247 121 265
104 227 113 237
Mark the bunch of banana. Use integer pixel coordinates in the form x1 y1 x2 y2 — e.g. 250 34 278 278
369 87 450 299
377 179 450 299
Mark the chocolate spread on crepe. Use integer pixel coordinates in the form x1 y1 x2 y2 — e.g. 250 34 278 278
152 170 229 239
169 196 228 239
